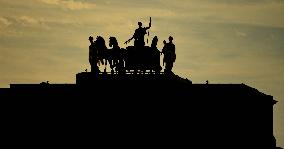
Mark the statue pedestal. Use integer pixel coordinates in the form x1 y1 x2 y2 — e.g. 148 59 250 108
76 72 192 85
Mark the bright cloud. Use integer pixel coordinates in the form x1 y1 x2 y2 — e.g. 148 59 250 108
40 0 96 10
0 17 12 28
19 16 41 26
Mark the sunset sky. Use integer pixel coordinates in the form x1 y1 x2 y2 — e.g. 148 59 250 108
0 0 283 146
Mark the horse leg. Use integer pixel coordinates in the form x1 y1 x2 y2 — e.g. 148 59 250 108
110 60 115 74
113 59 118 72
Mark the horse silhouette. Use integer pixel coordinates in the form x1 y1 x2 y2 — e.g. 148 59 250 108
92 36 161 74
109 37 126 73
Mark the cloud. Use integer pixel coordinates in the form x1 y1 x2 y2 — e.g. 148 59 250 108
16 16 50 29
40 0 60 5
235 30 247 37
0 17 12 28
19 16 40 25
40 0 96 10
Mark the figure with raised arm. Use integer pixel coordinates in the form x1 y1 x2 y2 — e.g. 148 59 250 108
125 17 151 48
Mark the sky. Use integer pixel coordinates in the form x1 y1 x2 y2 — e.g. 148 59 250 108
0 0 283 146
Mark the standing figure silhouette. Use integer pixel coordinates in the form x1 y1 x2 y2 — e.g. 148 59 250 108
89 36 99 73
162 36 176 73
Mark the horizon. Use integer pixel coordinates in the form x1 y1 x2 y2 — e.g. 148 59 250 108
0 0 283 146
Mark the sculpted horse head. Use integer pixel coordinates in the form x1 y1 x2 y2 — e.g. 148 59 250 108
95 36 107 50
109 37 119 48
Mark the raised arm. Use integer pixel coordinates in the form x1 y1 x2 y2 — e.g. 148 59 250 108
145 17 151 30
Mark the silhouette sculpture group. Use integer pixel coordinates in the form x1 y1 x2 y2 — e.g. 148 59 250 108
88 17 176 74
